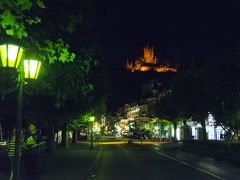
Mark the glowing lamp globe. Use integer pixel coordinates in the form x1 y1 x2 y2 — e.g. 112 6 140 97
0 44 24 69
90 116 95 122
24 59 41 79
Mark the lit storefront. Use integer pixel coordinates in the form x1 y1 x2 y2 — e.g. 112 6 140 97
176 113 226 140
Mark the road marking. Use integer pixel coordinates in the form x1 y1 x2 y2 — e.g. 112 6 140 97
153 150 226 180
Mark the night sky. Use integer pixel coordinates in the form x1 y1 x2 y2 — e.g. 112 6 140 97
95 1 240 68
93 1 240 113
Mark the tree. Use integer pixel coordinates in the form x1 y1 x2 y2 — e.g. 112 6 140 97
0 0 110 151
201 48 240 141
153 91 183 141
172 69 215 140
24 46 108 149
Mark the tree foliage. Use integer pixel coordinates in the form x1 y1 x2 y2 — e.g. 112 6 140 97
153 44 240 141
201 48 240 141
0 0 45 39
0 0 109 139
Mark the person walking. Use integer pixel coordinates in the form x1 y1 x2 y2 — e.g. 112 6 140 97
22 123 44 180
7 127 17 180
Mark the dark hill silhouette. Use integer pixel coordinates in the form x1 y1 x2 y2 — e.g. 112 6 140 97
107 70 176 114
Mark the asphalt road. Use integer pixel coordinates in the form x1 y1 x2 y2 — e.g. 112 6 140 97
88 137 240 180
1 136 240 180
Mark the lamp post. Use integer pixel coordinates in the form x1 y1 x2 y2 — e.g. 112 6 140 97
159 119 162 142
0 43 41 180
89 116 95 149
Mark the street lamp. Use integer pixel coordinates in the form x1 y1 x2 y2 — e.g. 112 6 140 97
89 116 95 149
0 43 41 180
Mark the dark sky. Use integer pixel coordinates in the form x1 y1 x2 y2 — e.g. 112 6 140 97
95 1 240 68
93 0 240 113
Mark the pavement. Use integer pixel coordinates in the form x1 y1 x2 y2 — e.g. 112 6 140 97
1 140 240 180
0 141 102 180
161 142 240 165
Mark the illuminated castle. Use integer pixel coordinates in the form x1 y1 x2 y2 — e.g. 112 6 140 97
125 46 177 73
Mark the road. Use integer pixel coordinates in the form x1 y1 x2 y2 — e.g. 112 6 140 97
88 136 240 180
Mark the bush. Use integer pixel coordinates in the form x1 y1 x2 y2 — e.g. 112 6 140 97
230 142 240 154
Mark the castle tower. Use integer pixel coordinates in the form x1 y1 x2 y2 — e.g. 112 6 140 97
143 46 155 64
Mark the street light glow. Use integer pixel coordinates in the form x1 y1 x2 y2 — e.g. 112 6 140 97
90 116 95 121
0 44 24 68
24 59 41 79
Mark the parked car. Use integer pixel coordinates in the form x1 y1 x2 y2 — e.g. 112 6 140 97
122 131 129 137
79 132 88 140
138 133 148 139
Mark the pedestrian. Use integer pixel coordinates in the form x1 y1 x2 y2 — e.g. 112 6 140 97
22 123 44 180
7 127 18 180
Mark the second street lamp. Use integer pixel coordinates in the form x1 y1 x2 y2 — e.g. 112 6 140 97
90 116 95 149
0 43 41 180
24 59 41 79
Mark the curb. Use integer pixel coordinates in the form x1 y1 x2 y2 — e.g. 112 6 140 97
83 145 103 179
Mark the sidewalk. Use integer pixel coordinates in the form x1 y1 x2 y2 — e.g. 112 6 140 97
0 141 101 180
161 142 240 164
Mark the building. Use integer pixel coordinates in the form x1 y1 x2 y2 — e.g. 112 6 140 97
109 46 177 138
111 46 226 141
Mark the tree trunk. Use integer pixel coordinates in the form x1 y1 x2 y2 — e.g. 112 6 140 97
46 118 56 152
72 130 77 144
173 121 177 141
61 123 69 148
201 120 207 140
